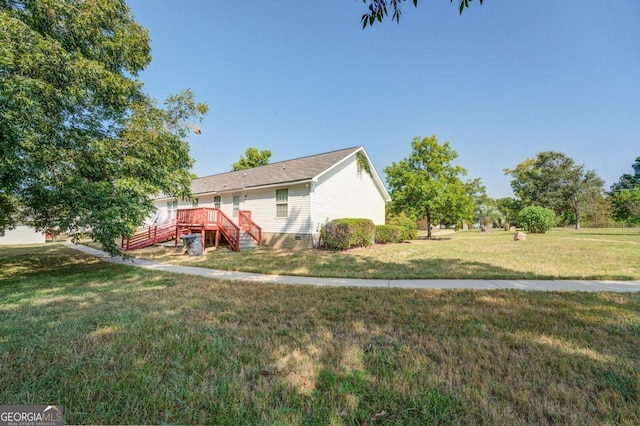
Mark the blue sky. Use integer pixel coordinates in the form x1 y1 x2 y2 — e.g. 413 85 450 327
127 0 639 198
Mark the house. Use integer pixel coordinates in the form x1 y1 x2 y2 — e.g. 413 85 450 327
152 146 391 249
0 225 46 245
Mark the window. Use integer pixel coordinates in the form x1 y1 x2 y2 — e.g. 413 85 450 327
232 195 240 217
276 189 288 218
192 198 199 208
214 195 221 209
167 200 177 219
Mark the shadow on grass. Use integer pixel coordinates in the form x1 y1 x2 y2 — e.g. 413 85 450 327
258 288 640 424
568 230 640 236
1 245 639 424
415 236 453 241
293 254 637 281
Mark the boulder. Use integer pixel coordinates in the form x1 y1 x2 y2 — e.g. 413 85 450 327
510 226 516 231
514 231 527 241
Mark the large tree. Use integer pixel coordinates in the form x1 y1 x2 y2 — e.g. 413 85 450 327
610 157 640 192
504 152 604 230
360 0 483 27
610 189 640 226
610 157 640 225
384 135 472 238
231 147 272 171
1 0 207 255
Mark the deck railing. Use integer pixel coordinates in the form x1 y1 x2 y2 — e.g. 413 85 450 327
239 210 262 246
122 207 260 252
176 207 218 225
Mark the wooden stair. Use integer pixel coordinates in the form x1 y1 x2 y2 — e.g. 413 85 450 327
121 219 177 251
121 208 262 252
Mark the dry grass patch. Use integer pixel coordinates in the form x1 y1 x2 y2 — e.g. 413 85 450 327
1 245 638 424
131 228 640 280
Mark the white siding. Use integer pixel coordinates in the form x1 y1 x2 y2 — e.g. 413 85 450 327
0 225 46 245
241 184 311 234
150 186 312 234
148 150 387 239
310 154 386 232
194 194 217 208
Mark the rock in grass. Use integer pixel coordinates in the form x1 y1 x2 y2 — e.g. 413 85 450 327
514 231 527 241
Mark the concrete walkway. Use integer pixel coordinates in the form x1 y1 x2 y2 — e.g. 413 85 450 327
67 244 640 293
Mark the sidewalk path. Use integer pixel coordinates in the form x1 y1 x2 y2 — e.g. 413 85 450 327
67 244 640 293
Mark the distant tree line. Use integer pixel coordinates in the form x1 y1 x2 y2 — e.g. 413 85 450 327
383 136 639 235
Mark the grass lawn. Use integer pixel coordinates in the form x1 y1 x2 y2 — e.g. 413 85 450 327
131 228 640 281
1 244 639 424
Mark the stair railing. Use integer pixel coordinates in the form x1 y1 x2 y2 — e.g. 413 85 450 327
215 209 240 252
239 210 262 246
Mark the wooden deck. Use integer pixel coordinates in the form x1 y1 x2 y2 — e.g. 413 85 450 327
122 208 261 252
175 207 222 250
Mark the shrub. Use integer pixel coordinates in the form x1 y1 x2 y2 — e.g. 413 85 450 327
375 225 408 244
320 218 375 250
387 212 418 239
517 206 557 233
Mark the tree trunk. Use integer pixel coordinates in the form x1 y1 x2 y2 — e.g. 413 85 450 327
574 198 581 230
426 206 432 239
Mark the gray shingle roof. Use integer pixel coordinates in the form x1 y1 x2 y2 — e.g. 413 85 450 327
190 146 362 195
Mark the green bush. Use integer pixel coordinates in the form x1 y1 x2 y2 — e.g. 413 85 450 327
320 218 375 250
375 225 408 244
517 206 557 233
387 212 418 239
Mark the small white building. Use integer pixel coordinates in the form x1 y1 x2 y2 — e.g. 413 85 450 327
153 146 391 248
0 225 46 245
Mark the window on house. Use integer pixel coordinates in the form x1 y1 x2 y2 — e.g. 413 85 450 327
232 195 240 217
192 198 199 208
276 188 288 218
214 195 221 209
167 200 177 219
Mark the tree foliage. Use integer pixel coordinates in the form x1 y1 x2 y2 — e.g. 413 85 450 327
610 157 640 192
580 191 613 227
610 157 640 225
384 136 473 238
517 206 557 234
464 178 498 225
360 0 483 28
610 189 640 226
0 0 207 255
231 147 272 171
504 152 604 230
495 197 522 226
